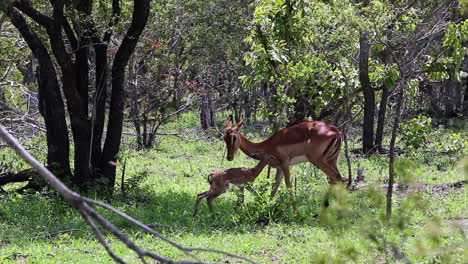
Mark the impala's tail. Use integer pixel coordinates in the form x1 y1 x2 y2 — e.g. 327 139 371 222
207 173 213 184
324 132 343 161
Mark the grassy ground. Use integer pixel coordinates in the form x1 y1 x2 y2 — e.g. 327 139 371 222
0 113 467 263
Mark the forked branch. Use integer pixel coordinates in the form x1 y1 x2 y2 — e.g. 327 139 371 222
0 125 260 264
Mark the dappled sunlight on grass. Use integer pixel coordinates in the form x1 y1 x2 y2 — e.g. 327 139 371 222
1 113 466 263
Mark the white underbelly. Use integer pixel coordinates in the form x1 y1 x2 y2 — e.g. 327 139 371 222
289 155 308 165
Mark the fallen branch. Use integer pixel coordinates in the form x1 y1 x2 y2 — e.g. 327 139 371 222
0 124 260 264
0 168 34 186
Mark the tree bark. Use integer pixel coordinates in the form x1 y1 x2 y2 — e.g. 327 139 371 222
387 77 406 219
375 85 389 151
100 0 151 191
90 43 109 170
200 91 217 130
422 81 442 114
444 78 457 118
463 58 468 113
8 7 71 178
10 0 150 193
359 32 375 153
464 74 468 113
41 1 92 185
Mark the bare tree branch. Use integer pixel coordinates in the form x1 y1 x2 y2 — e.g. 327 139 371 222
0 124 260 264
12 0 53 27
80 206 136 264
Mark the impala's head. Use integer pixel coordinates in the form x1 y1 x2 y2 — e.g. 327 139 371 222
223 116 244 161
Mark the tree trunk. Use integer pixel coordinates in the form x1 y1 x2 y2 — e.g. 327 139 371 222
200 91 217 130
375 85 389 151
242 84 252 123
16 59 35 85
0 85 6 115
463 58 468 113
464 74 468 113
387 77 406 219
422 81 442 114
359 32 375 153
91 43 109 170
444 78 457 118
9 0 150 194
454 80 463 112
100 0 151 192
129 70 142 149
8 8 71 178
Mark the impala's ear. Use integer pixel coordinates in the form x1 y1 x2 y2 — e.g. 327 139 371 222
226 115 233 128
234 120 244 131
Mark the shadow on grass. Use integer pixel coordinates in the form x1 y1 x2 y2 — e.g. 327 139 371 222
0 185 382 245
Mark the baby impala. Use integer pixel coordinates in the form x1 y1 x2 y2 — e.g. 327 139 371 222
193 153 279 216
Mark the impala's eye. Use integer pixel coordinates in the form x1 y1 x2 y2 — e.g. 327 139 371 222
232 135 237 142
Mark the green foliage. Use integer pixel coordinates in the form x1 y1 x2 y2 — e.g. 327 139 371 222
426 19 468 81
1 114 466 263
235 176 294 223
369 60 400 89
401 115 433 150
432 131 467 153
460 0 468 14
0 149 26 173
244 0 361 122
394 159 417 184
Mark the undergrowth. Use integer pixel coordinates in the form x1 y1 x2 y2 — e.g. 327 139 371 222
0 112 466 263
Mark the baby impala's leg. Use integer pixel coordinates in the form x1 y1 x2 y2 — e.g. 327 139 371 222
207 192 222 216
193 191 209 217
236 186 245 206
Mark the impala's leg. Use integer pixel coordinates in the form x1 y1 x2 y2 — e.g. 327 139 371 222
193 192 209 217
310 159 340 184
308 160 338 208
327 155 345 184
207 193 221 216
270 168 284 198
280 163 298 212
281 163 293 188
237 186 245 206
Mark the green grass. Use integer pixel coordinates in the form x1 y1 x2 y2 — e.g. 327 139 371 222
0 113 466 263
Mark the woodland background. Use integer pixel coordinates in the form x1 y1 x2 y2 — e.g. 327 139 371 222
0 0 467 263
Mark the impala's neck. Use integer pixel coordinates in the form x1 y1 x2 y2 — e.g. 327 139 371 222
238 133 266 158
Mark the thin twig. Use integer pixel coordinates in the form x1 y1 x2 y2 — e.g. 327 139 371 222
82 197 260 264
81 210 126 264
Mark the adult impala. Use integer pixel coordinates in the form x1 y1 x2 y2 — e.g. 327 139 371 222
223 117 345 199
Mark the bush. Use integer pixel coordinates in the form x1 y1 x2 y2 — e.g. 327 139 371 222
401 115 432 150
0 149 26 173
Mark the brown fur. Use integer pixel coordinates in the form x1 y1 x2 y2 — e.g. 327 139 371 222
193 159 270 217
224 120 345 202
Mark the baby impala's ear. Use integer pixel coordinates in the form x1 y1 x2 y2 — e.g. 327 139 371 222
226 115 233 129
